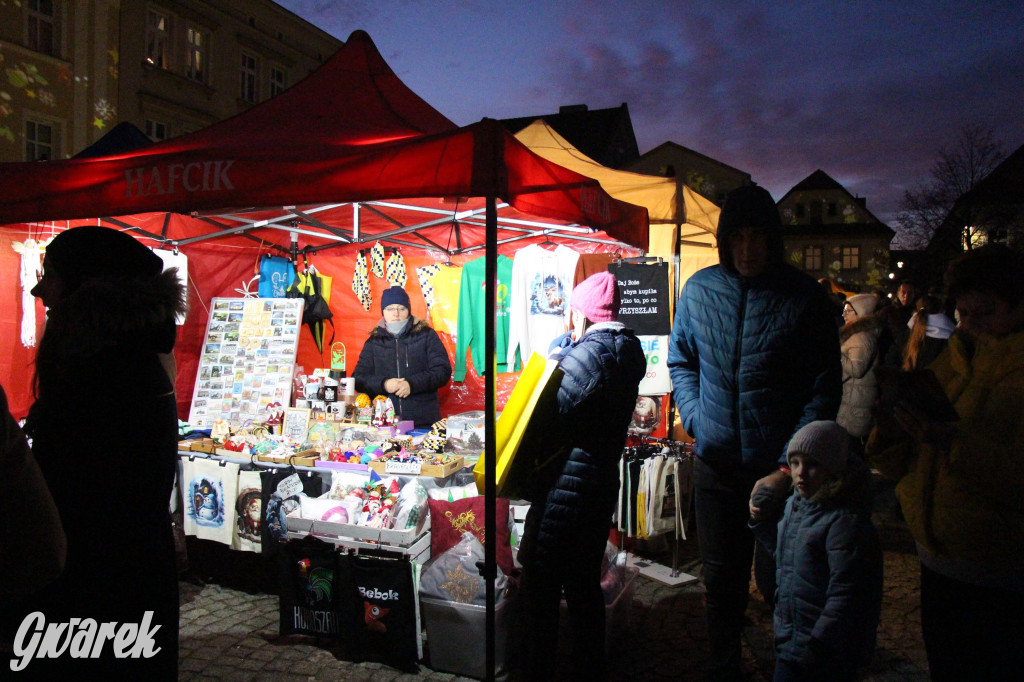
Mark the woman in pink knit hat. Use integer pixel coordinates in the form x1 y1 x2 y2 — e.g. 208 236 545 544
518 271 647 681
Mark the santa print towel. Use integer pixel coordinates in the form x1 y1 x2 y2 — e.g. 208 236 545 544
181 457 239 545
232 470 263 553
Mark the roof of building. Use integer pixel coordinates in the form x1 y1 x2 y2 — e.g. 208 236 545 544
500 103 638 168
628 140 751 178
778 169 885 225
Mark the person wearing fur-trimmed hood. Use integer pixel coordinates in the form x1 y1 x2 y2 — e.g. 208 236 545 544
2 226 187 679
352 286 452 428
750 421 882 682
837 293 885 444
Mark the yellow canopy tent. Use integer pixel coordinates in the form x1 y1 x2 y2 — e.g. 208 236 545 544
514 119 720 291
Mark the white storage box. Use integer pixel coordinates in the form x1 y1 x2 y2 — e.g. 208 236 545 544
421 591 516 679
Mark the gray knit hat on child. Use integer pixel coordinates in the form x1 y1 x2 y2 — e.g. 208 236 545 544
787 421 849 477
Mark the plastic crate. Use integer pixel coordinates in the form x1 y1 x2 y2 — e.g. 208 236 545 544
559 565 638 653
420 591 516 678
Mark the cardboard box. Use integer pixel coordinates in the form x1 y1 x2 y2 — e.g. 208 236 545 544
313 460 369 472
421 591 516 679
367 456 463 479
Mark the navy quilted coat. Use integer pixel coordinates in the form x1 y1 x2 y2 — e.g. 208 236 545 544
352 317 452 428
751 459 882 674
524 323 646 565
667 222 841 470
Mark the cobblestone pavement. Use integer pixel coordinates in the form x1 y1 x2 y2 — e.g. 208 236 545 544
178 516 929 681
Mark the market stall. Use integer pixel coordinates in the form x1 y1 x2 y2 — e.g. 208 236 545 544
0 29 650 676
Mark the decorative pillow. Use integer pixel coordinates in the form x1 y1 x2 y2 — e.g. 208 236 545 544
427 496 515 577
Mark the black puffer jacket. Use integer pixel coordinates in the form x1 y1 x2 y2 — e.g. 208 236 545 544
523 322 646 568
352 317 452 428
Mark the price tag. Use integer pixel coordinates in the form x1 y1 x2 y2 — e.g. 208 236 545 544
276 473 303 498
385 460 422 475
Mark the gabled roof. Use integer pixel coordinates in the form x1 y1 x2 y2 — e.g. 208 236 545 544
500 103 639 169
778 169 885 225
628 140 751 179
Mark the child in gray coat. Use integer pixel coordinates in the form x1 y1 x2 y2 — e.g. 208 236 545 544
750 421 882 682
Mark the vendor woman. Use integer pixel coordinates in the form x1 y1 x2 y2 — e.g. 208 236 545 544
352 286 452 428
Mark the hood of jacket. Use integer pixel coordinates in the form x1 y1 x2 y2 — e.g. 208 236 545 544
369 316 431 339
45 268 186 359
716 185 785 277
808 452 873 508
839 313 884 343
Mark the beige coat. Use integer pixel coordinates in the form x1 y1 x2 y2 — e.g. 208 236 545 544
837 315 884 438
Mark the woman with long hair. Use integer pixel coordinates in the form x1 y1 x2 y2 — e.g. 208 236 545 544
901 294 955 371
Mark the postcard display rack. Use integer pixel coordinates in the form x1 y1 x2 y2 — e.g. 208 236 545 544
188 297 303 427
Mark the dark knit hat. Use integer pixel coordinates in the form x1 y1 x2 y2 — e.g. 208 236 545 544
787 420 849 477
45 226 162 294
570 271 619 323
380 286 411 312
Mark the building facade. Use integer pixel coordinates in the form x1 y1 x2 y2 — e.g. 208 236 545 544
621 141 752 206
777 169 894 293
0 0 341 162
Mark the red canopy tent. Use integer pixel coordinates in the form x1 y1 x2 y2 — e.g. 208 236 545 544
0 30 648 418
0 32 650 672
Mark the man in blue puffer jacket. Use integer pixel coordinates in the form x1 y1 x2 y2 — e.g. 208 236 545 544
668 185 841 681
518 271 646 681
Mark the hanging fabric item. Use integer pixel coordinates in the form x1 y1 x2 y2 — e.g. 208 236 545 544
415 264 440 308
454 254 515 381
417 263 462 336
258 254 297 299
288 267 335 354
352 250 372 311
385 249 407 287
232 470 263 553
181 457 239 546
370 240 386 278
11 238 46 348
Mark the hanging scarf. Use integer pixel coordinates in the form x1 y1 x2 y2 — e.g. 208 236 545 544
370 241 386 279
386 250 407 287
352 250 372 311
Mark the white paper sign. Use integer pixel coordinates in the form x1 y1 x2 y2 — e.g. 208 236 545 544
276 473 303 498
385 460 422 475
638 335 672 396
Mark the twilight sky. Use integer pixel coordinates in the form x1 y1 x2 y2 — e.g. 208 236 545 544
276 0 1024 247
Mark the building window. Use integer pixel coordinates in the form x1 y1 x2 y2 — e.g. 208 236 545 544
186 25 209 83
25 119 56 161
26 0 57 56
827 202 837 217
795 203 805 219
803 246 822 271
841 246 860 270
270 65 287 97
145 119 167 141
146 9 169 68
240 52 258 103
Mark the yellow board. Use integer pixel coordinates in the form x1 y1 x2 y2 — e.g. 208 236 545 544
474 352 563 497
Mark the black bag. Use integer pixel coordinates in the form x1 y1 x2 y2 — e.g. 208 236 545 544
338 554 420 672
278 536 359 644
